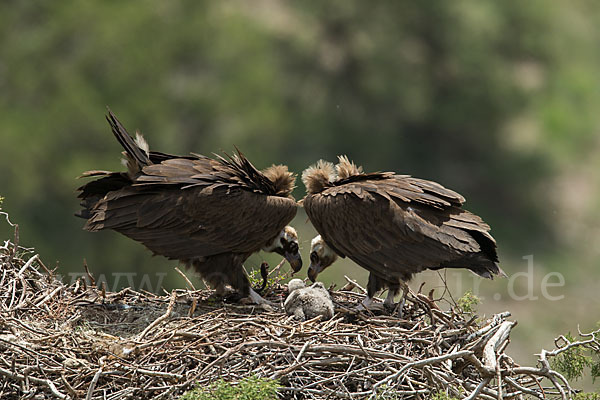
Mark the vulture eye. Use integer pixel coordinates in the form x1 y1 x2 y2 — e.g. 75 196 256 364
288 241 298 253
310 252 319 263
280 238 286 245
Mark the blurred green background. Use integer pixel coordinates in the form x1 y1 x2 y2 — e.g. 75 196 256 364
1 0 599 387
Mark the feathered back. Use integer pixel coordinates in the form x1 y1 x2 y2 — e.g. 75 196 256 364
77 111 299 265
215 150 294 197
302 155 502 283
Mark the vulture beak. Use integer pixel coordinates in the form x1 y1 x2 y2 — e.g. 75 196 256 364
308 261 323 283
285 251 303 273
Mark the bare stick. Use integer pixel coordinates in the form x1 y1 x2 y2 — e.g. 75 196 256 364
83 258 95 286
174 266 196 291
483 320 516 372
137 291 177 341
35 286 62 308
86 364 104 400
268 259 287 278
18 254 39 275
343 275 366 294
0 366 67 399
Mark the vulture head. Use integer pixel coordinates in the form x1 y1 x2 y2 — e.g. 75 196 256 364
301 160 336 194
263 226 302 272
308 235 338 282
262 164 296 196
335 155 363 179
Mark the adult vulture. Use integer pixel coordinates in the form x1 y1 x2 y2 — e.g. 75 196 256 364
302 156 504 309
77 111 302 304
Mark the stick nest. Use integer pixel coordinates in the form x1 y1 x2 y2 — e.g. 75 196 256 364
0 215 595 400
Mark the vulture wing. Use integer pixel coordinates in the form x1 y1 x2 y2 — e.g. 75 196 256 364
80 157 297 261
304 175 499 280
78 112 298 262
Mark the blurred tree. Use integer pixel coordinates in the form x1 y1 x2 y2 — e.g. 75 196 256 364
0 0 599 288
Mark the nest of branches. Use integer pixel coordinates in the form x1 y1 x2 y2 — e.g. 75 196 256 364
1 212 598 400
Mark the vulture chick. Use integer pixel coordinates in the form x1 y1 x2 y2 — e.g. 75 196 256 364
77 111 302 304
284 279 334 321
302 156 504 309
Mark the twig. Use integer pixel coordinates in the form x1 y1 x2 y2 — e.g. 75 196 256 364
267 259 287 278
86 364 104 400
370 350 474 397
0 366 67 399
483 320 516 372
83 259 95 286
18 254 40 275
464 377 492 400
35 286 62 308
174 266 196 291
137 291 177 340
343 275 366 294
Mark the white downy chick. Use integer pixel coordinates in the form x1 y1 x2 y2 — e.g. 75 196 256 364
284 279 334 321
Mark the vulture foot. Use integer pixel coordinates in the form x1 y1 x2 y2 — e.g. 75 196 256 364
383 290 395 313
354 296 374 312
397 282 410 318
395 296 406 319
382 287 408 317
222 291 244 303
384 302 396 314
247 287 275 307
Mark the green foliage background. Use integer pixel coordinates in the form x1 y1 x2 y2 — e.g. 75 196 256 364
1 0 599 388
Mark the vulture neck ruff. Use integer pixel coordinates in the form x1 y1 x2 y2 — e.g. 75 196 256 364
302 157 392 195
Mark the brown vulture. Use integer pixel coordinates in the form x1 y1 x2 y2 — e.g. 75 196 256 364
76 111 302 304
302 156 504 309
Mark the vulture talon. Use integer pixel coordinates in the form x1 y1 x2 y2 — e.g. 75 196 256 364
248 287 275 307
383 301 396 315
354 296 374 312
396 296 407 319
223 291 244 304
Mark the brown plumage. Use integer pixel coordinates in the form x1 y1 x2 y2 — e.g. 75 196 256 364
302 156 504 308
77 110 302 303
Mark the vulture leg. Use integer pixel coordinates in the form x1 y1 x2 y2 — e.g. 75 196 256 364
383 280 402 311
384 290 396 309
355 272 382 311
384 282 407 315
193 255 272 304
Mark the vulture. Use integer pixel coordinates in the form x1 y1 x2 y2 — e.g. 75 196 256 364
76 111 302 304
302 156 504 309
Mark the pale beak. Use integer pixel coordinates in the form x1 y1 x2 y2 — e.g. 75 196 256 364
308 262 323 282
285 251 303 273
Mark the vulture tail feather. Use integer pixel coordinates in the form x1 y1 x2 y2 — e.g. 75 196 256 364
436 257 506 279
106 109 150 169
